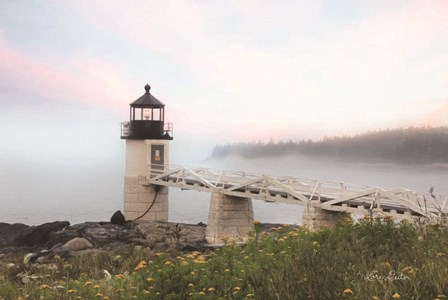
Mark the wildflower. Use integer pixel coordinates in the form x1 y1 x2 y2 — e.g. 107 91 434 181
165 260 173 266
146 277 154 282
436 252 445 257
134 260 147 271
278 238 285 242
40 284 50 290
253 220 261 225
234 287 241 291
372 297 379 300
155 253 163 257
115 274 125 279
95 292 103 298
67 289 76 294
103 297 110 300
208 287 215 292
246 294 255 298
224 268 230 272
257 249 263 253
16 297 24 300
199 291 205 296
93 284 100 289
244 255 250 259
280 250 287 254
392 293 401 299
188 283 194 288
84 281 93 287
102 270 112 280
343 288 353 295
144 290 150 295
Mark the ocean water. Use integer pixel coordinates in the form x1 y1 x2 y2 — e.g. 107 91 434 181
1 155 447 225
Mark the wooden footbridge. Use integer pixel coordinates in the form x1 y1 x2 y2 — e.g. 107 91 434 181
147 164 448 222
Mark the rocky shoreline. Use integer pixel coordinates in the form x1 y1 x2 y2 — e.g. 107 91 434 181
0 217 207 266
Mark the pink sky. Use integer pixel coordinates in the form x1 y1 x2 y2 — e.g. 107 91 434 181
0 0 447 147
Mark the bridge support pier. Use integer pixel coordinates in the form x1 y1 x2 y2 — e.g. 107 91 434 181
302 206 346 228
124 176 168 222
206 192 254 244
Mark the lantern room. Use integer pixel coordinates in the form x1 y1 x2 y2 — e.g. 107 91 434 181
121 84 173 140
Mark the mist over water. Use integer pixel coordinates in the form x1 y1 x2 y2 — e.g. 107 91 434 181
1 154 447 225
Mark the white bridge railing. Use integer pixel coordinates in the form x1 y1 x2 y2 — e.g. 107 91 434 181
145 164 448 221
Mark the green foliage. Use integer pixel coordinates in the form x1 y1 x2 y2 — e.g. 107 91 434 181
2 220 448 299
211 126 448 164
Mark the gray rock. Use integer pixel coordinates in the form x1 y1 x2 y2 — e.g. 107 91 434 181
62 237 93 251
9 221 70 247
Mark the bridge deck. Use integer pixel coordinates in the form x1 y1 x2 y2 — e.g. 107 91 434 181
145 165 448 220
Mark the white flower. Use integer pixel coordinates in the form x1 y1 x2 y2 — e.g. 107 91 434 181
102 270 112 280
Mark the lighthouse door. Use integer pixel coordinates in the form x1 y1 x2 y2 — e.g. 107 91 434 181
151 144 165 172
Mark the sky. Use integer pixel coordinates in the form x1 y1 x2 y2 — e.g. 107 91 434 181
1 0 448 163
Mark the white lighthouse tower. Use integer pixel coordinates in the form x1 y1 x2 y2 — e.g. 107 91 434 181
120 84 173 222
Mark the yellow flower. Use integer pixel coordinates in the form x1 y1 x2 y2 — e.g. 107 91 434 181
372 297 379 300
146 277 154 282
165 261 173 265
95 293 103 298
246 294 255 298
16 298 24 300
143 290 150 295
84 281 93 287
155 252 163 256
134 260 147 271
436 252 445 257
103 297 110 300
199 291 205 296
40 284 51 290
343 288 353 295
208 287 215 292
115 274 125 279
392 293 401 299
188 283 194 288
224 268 230 272
67 289 76 294
234 287 241 291
93 284 100 289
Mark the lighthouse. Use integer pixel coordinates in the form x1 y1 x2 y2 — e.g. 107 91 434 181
121 84 173 222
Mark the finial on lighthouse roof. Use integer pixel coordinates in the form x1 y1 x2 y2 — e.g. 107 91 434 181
144 83 151 93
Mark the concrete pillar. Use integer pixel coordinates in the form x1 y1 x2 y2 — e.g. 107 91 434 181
302 206 346 228
206 192 254 244
123 176 168 222
123 140 169 222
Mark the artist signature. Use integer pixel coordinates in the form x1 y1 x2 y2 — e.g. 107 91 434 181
364 270 410 281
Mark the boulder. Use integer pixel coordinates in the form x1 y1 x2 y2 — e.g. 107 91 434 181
62 237 93 251
110 210 126 225
9 221 70 247
0 223 29 248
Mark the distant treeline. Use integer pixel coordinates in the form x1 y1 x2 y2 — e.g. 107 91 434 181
211 126 448 164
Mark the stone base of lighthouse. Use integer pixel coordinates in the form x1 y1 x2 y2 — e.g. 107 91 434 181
302 206 346 229
123 176 168 222
206 192 254 244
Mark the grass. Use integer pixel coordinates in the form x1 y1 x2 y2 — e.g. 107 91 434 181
1 217 448 299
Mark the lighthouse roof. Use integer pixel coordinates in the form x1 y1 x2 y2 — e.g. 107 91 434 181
130 84 165 108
